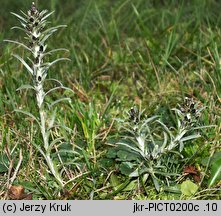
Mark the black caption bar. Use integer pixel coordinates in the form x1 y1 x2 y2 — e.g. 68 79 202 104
0 201 220 216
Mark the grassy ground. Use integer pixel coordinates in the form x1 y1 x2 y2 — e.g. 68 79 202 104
0 0 221 200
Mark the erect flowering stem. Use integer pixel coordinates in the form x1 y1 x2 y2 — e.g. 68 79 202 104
28 3 65 187
5 2 70 187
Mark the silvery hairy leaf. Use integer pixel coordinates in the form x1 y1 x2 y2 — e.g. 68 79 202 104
4 39 31 52
10 12 27 23
12 54 33 75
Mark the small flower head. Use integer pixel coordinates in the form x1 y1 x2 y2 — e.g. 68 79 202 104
128 106 140 124
31 2 38 14
178 97 203 128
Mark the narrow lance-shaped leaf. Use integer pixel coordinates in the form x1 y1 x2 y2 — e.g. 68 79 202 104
179 140 184 152
208 158 221 187
15 109 40 127
20 10 29 19
129 169 139 178
180 134 201 142
32 142 46 159
120 126 136 136
20 22 27 29
174 129 187 142
4 40 31 52
196 106 206 113
39 9 48 18
46 58 71 69
141 115 159 126
40 26 67 43
45 86 74 97
16 84 35 91
11 12 27 23
41 11 54 21
156 120 174 141
40 29 58 43
42 25 67 36
48 97 71 110
43 48 69 56
47 137 65 154
48 108 57 129
50 124 73 133
45 78 63 86
192 125 216 130
161 131 168 152
151 174 160 192
117 142 145 158
11 26 28 33
27 57 34 65
12 54 33 75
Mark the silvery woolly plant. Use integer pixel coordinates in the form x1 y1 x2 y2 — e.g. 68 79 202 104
5 2 72 187
115 98 211 191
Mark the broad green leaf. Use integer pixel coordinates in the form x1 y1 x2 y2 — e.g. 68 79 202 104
109 174 132 195
117 150 137 161
208 158 221 187
181 180 198 196
123 180 137 191
129 167 152 177
110 174 120 191
129 169 139 177
201 152 221 166
99 158 114 168
151 174 160 192
105 178 131 199
0 163 8 173
119 162 134 176
106 148 118 159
